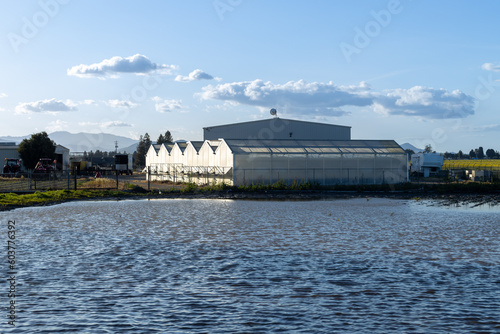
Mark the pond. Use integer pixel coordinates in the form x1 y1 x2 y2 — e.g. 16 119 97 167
1 198 499 333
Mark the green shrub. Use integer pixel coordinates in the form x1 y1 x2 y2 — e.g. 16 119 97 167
181 182 198 193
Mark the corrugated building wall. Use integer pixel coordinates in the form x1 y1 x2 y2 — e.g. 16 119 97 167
203 118 351 141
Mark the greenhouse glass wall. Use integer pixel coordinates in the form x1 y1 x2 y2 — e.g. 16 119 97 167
227 139 407 185
145 139 408 186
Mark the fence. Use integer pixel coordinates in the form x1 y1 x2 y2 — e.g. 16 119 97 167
2 166 409 193
147 164 233 186
0 171 75 192
0 170 137 193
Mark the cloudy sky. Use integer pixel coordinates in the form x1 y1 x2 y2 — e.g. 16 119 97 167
1 1 500 152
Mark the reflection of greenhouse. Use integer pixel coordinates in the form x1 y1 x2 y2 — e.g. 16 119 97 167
146 118 408 185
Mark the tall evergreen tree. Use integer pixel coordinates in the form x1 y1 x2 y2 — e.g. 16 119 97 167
134 133 152 168
476 147 485 159
164 130 173 144
157 131 173 145
144 133 152 148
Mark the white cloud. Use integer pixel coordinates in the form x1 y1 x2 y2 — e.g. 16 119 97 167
481 63 500 72
175 69 220 82
200 79 374 116
15 99 78 114
373 86 475 119
46 120 69 132
201 79 474 119
82 99 97 105
0 93 7 98
67 54 177 79
104 99 138 109
152 96 184 113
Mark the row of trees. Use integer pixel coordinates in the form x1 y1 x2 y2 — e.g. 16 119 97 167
134 131 173 168
408 144 500 160
444 147 500 160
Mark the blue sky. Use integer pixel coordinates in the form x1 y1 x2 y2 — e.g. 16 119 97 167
1 0 500 152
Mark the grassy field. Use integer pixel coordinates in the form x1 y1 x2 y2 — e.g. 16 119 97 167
0 189 138 210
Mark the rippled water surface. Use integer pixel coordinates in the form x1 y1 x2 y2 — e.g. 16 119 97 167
1 198 499 333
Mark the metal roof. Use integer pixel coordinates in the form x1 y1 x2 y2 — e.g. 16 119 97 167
204 118 351 130
175 142 188 153
152 144 162 153
189 141 204 152
164 144 174 153
0 144 18 150
223 139 405 155
204 140 221 153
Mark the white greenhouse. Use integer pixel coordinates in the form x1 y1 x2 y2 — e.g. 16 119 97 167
146 118 408 186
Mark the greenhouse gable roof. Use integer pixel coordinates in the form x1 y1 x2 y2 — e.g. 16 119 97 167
223 139 405 155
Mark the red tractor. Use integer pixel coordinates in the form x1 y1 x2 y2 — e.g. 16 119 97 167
33 158 57 173
3 158 22 175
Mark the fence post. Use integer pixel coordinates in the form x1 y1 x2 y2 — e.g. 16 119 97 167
148 166 151 191
74 167 77 190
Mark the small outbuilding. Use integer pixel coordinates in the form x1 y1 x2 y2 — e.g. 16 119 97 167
410 152 444 177
0 142 24 172
55 145 70 171
0 142 70 171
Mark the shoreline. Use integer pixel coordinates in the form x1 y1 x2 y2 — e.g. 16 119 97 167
1 188 500 212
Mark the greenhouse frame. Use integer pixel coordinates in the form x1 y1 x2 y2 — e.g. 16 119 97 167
146 138 408 186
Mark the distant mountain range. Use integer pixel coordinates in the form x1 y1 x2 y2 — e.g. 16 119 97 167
0 131 139 153
400 143 424 153
0 132 424 155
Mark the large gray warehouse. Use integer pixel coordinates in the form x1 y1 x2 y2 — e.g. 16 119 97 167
146 118 408 185
203 118 351 141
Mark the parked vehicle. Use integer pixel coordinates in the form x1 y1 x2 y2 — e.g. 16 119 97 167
3 158 22 174
115 154 133 175
34 158 57 173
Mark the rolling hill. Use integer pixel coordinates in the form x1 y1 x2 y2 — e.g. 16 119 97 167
0 131 139 153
